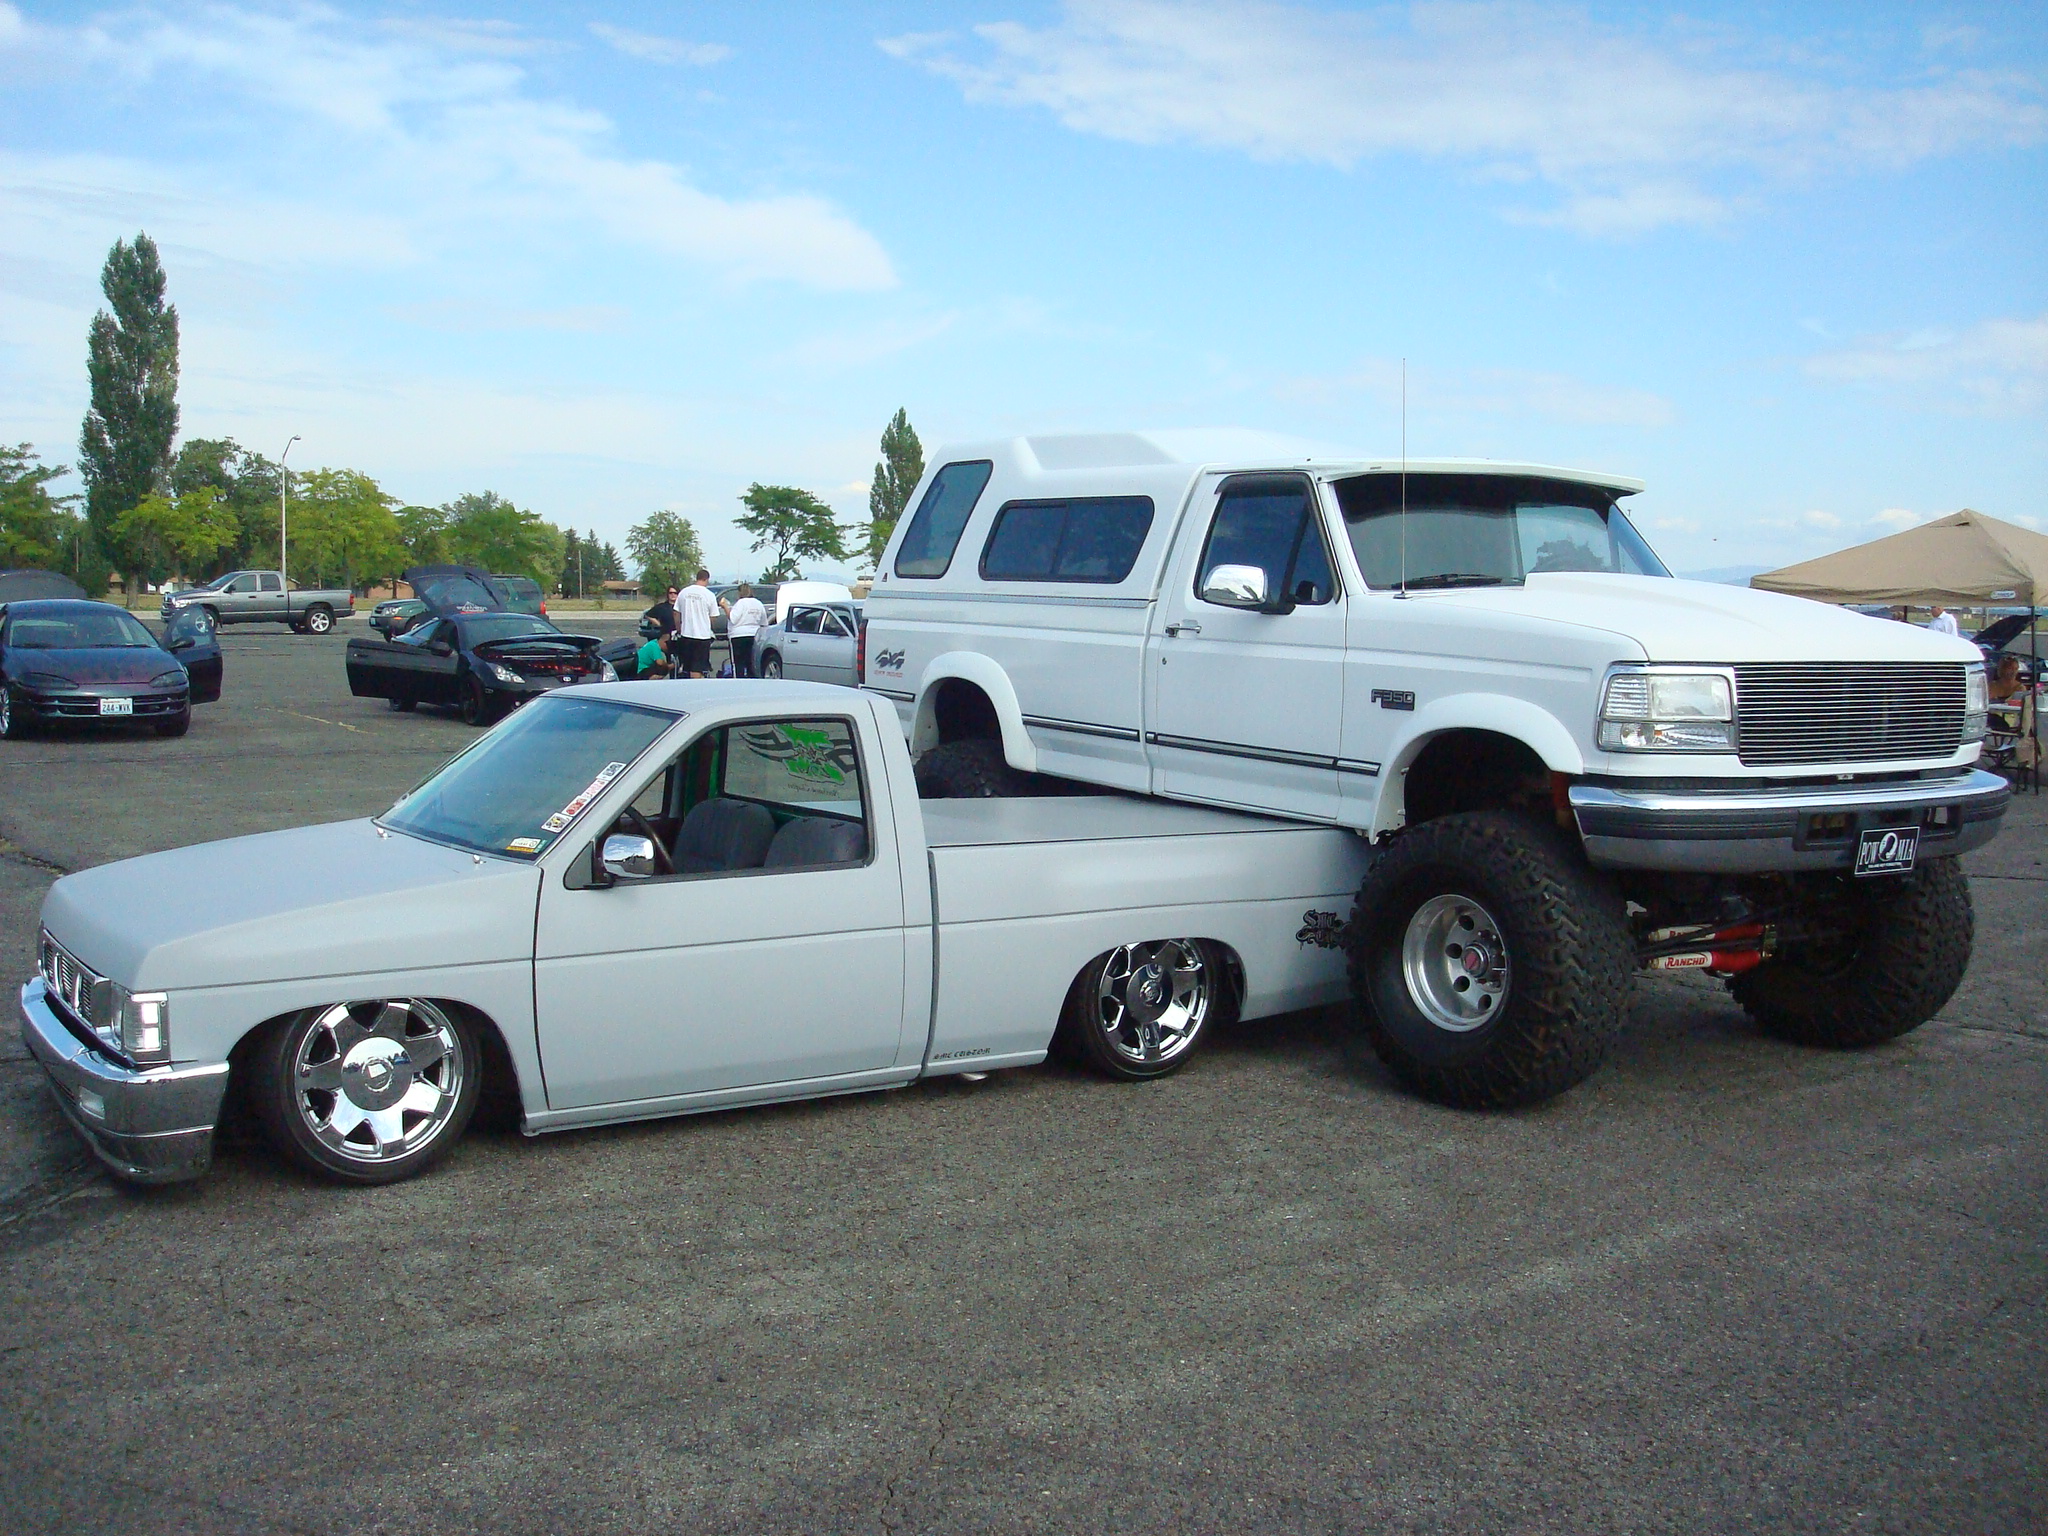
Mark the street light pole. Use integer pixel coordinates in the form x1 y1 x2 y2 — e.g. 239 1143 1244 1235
279 435 301 587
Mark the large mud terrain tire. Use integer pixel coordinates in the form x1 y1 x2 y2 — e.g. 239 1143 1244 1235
915 738 1036 798
1729 859 1973 1049
1346 812 1634 1109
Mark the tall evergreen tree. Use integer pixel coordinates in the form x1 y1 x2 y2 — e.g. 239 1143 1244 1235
595 536 625 584
79 233 180 584
559 528 584 597
864 408 923 571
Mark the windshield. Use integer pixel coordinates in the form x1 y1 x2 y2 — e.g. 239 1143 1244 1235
382 696 680 860
461 615 561 644
8 608 160 648
1334 473 1670 589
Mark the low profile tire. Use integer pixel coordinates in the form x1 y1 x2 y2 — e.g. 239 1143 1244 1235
1346 812 1633 1110
460 676 493 727
387 694 416 712
758 651 783 679
252 999 481 1185
914 738 1036 799
304 605 334 635
1729 859 1973 1049
0 687 29 739
154 708 191 737
1056 938 1233 1081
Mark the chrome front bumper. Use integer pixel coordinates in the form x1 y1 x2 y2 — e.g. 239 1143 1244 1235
1570 768 2011 874
18 979 228 1184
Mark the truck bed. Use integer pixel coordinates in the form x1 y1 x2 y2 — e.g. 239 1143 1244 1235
917 794 1306 847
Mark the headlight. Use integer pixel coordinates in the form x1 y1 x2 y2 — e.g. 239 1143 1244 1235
23 670 75 688
151 670 189 686
600 660 619 682
1963 663 1988 743
112 986 172 1064
1598 668 1736 752
486 662 524 684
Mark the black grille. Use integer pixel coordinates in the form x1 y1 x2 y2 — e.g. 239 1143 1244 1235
1735 663 1967 766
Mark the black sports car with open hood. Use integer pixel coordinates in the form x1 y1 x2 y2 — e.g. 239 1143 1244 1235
345 565 613 725
0 598 203 738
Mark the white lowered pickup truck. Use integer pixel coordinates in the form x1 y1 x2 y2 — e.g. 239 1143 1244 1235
20 680 1364 1186
858 432 2011 1109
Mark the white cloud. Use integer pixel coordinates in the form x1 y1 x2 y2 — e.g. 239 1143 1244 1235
589 23 732 68
1801 509 1842 529
0 5 890 292
1804 312 2048 414
1872 507 1930 530
883 0 2047 233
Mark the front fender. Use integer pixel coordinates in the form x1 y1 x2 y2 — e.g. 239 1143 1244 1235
1376 693 1587 835
911 652 1039 774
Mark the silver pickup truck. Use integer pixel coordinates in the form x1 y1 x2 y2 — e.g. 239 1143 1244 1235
161 570 355 634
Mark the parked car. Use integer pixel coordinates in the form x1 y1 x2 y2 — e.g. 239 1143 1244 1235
756 601 861 685
862 432 2010 1111
160 570 355 633
1972 611 2043 682
0 599 198 737
596 617 665 681
346 565 613 724
368 597 428 639
18 682 1366 1185
494 575 547 619
0 569 88 603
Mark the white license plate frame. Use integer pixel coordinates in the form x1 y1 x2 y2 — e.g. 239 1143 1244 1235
1854 824 1918 877
97 697 133 717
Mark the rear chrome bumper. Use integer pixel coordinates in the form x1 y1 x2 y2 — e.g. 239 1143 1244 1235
18 979 228 1184
1571 768 2010 874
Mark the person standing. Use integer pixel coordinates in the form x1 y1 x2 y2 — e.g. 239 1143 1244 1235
726 582 767 677
1927 605 1960 637
675 568 719 678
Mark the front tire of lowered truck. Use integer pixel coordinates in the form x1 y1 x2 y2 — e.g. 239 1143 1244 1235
1055 938 1235 1081
915 737 1037 799
1345 812 1634 1110
251 998 482 1184
1729 858 1973 1049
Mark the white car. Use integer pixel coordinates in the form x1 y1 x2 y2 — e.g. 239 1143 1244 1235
859 432 2010 1108
756 601 860 684
21 681 1364 1186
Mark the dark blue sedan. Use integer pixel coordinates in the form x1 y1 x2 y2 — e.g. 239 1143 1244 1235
0 599 210 739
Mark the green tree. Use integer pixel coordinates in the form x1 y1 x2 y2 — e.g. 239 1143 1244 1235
170 438 280 573
864 408 923 571
594 536 625 584
395 503 448 570
625 511 703 595
738 483 847 582
440 491 562 584
288 468 403 591
0 444 78 568
558 528 582 596
79 233 180 584
115 487 239 578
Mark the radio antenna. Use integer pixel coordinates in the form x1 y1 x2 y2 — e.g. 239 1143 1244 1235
1396 358 1409 598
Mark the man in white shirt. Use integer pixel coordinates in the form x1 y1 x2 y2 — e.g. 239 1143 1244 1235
675 569 719 677
1927 605 1959 637
725 582 767 677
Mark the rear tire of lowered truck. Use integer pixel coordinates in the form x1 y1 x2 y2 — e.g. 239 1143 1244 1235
251 998 482 1185
1055 938 1235 1081
1728 858 1972 1049
1345 812 1634 1110
915 738 1037 799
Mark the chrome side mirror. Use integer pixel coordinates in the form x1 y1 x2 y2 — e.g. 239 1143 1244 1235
1200 564 1269 608
601 833 658 881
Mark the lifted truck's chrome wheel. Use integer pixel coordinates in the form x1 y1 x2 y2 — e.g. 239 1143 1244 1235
1401 893 1511 1033
255 998 481 1184
1085 939 1212 1078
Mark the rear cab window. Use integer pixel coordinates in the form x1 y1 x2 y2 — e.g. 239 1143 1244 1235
893 461 994 579
978 497 1155 583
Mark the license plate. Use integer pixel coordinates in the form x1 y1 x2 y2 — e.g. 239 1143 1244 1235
1854 825 1918 877
97 697 133 717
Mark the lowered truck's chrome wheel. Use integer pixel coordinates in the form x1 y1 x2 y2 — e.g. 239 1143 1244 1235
254 998 481 1185
1058 939 1231 1081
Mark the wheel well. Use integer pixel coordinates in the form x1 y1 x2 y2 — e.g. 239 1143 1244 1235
1399 730 1552 827
930 678 1001 744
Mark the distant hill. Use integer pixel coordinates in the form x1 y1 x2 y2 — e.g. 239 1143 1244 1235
1678 564 1772 586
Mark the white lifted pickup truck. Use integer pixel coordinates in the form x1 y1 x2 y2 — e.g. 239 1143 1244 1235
20 680 1364 1186
858 432 2011 1109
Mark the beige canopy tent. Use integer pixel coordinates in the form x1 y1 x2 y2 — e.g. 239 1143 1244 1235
1750 509 2048 608
1752 509 2042 785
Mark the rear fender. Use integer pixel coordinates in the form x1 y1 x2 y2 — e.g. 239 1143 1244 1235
911 653 1039 773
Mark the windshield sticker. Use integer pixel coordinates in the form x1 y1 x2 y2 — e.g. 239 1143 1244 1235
740 724 854 785
506 837 547 855
541 761 628 834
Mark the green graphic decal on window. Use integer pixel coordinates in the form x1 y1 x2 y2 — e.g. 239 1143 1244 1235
740 724 855 784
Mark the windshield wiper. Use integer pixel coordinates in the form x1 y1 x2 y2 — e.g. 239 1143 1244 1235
1401 573 1507 590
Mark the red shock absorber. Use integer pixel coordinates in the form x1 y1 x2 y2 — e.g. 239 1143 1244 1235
855 616 868 686
1645 923 1769 976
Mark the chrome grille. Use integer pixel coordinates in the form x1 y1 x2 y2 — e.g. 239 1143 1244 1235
1734 663 1967 766
39 929 119 1053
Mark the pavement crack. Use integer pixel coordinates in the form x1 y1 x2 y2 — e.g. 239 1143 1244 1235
0 837 70 875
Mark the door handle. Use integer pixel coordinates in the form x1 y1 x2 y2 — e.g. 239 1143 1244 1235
1164 620 1202 637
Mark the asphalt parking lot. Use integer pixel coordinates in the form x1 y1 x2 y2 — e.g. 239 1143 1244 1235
1 620 2043 1535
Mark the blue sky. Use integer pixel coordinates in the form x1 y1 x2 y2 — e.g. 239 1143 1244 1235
2 1 2043 582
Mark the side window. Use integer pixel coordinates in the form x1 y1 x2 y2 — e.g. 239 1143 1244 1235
401 619 445 648
260 573 282 593
893 460 994 579
979 497 1154 583
819 609 853 638
226 574 257 593
787 608 823 635
1196 475 1337 608
634 717 870 878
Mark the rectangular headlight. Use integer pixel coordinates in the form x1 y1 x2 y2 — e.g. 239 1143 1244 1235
1963 663 1989 744
1599 669 1736 752
112 985 171 1065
